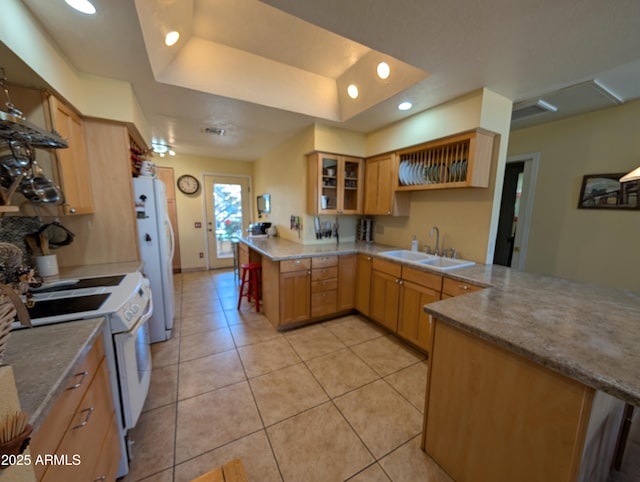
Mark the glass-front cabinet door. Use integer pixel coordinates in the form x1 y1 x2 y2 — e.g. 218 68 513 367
307 152 363 215
342 157 362 213
321 154 339 212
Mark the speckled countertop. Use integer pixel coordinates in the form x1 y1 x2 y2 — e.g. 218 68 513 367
59 261 142 279
241 236 640 406
2 319 105 430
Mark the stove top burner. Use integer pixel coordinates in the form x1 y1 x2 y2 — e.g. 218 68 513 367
26 293 110 320
33 275 125 293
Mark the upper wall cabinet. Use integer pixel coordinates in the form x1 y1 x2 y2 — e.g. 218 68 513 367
395 128 497 191
46 95 94 215
307 152 364 215
364 153 410 216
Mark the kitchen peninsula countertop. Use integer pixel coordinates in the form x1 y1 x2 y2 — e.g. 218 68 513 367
3 319 105 430
241 236 640 406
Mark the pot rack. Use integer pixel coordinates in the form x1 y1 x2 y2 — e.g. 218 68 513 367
0 69 68 212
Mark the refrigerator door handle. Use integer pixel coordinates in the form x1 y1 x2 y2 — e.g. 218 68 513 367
165 218 175 261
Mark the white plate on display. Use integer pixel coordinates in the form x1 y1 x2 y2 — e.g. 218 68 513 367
399 161 408 185
405 162 413 185
411 163 419 184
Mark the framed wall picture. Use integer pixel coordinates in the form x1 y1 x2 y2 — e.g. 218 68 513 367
577 173 640 210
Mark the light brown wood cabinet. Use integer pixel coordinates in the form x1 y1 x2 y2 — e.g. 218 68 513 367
363 153 410 216
55 119 141 267
397 266 442 351
238 242 260 268
367 258 443 351
354 254 372 316
311 256 338 318
261 253 356 330
30 335 120 482
441 277 483 298
46 95 94 215
423 320 593 482
337 254 356 311
307 152 364 215
370 258 402 332
279 258 311 326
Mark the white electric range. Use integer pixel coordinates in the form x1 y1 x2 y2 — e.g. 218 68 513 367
13 271 153 478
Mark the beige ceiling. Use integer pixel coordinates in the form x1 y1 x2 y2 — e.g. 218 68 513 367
135 0 428 122
7 0 640 160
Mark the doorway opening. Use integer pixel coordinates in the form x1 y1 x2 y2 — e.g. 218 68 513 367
204 175 250 269
493 153 539 270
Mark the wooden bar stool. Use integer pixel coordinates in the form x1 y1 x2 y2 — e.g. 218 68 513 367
237 262 262 312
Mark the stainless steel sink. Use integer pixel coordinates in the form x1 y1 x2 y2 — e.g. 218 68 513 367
418 257 476 270
379 250 438 262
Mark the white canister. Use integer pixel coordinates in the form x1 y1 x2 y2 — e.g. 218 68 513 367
35 254 59 278
140 161 157 177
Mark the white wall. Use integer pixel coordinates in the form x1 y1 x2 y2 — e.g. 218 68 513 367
508 99 640 291
363 89 512 263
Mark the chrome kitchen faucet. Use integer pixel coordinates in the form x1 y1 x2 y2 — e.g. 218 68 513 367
429 226 440 256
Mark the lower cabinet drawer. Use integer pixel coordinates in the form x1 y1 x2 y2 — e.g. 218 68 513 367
442 277 484 297
31 338 105 480
311 278 338 293
312 255 338 269
280 258 311 273
40 359 116 482
311 267 338 281
311 290 337 317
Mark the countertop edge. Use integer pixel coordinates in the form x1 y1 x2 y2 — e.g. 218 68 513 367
424 305 640 406
241 236 640 407
4 318 106 430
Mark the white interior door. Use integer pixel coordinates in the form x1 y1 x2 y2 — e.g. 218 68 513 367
204 175 250 269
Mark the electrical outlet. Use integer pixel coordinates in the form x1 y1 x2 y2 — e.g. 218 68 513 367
199 252 204 258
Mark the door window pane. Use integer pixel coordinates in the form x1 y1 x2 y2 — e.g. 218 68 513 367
214 183 243 259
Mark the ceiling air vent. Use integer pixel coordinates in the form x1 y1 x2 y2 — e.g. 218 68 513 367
511 99 558 121
203 127 226 136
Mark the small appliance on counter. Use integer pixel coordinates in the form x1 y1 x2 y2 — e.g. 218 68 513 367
357 218 374 243
249 222 272 236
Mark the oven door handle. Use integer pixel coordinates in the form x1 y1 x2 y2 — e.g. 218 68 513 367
139 293 154 325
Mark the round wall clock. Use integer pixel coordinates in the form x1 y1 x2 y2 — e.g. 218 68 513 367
177 174 200 194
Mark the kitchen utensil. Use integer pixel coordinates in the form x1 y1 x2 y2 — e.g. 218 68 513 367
20 176 65 205
23 233 41 256
38 221 75 247
39 233 50 256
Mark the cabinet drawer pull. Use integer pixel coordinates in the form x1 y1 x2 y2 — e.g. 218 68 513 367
73 407 95 429
94 477 106 482
67 371 89 390
459 285 469 290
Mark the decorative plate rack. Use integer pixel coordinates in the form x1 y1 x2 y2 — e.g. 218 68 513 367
395 128 497 191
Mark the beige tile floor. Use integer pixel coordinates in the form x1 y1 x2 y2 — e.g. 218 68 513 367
121 269 451 482
121 269 640 482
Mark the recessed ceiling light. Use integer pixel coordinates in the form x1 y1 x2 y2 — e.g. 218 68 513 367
64 0 96 14
165 31 180 47
347 84 359 99
377 62 390 80
398 101 413 111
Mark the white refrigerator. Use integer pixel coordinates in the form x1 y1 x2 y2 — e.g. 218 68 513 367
133 176 175 343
